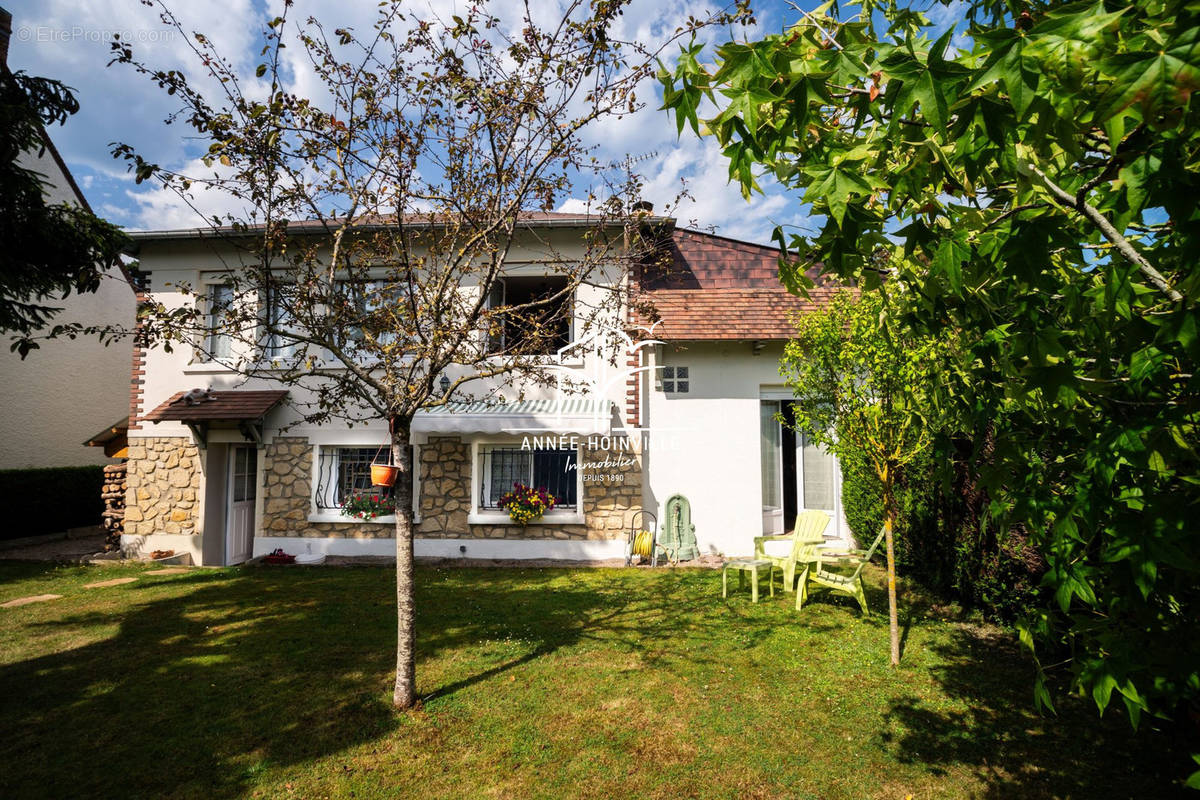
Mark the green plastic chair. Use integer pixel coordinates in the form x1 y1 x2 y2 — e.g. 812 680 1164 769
660 494 698 563
797 525 886 614
753 510 830 593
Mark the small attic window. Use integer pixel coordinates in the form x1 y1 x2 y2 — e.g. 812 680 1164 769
662 365 689 394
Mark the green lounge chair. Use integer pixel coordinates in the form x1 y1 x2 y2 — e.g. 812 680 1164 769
797 525 886 614
753 510 830 594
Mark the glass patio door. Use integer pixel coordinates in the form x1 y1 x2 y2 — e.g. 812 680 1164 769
760 401 784 535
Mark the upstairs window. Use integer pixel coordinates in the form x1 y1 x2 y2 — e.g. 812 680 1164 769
662 365 689 393
339 279 405 348
263 283 301 360
484 276 572 355
205 284 234 361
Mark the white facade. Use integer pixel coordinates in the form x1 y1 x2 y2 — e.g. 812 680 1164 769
128 230 629 441
123 225 639 564
641 341 850 559
121 223 847 563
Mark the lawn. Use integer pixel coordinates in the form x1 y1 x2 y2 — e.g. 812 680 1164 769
0 561 1189 799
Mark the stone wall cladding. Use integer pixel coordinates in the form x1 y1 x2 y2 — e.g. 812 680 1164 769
124 436 201 536
417 435 641 541
129 433 644 543
262 437 391 539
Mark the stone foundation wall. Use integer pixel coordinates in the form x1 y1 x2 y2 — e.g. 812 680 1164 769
417 435 641 540
128 432 644 543
256 434 642 541
124 437 201 537
261 437 392 539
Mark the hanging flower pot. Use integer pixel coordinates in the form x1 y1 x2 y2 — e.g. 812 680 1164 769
369 442 399 486
370 463 399 487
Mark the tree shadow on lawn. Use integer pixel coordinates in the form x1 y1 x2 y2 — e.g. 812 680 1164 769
0 565 754 799
876 612 1192 798
413 567 785 699
796 568 1191 797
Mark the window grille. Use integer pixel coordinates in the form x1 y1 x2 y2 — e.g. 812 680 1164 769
314 447 392 511
479 446 577 508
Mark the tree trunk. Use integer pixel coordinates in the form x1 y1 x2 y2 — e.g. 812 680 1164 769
390 418 416 709
882 475 901 667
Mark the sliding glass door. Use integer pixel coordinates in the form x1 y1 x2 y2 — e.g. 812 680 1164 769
798 432 837 516
760 401 784 535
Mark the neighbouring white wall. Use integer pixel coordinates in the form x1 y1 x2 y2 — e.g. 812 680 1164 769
0 144 135 469
642 341 846 558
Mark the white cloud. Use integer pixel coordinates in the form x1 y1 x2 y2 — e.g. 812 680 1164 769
9 0 817 243
123 157 252 230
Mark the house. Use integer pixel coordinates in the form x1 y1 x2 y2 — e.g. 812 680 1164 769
120 213 851 565
636 229 851 549
0 9 137 471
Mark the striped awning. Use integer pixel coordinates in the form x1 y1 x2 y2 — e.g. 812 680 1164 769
411 397 613 435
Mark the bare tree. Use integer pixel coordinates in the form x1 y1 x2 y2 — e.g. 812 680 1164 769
112 0 747 708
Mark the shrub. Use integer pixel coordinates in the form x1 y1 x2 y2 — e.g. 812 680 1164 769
839 441 884 545
0 465 104 540
839 431 940 578
837 436 1045 623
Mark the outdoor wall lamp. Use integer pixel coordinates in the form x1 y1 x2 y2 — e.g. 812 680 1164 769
752 341 766 356
439 374 451 395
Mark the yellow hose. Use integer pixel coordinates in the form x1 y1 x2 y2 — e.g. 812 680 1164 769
632 530 653 558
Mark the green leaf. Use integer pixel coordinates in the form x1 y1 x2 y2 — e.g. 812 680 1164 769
802 165 875 227
1032 1 1126 42
1092 671 1118 713
933 237 970 292
1033 675 1056 714
1096 25 1200 123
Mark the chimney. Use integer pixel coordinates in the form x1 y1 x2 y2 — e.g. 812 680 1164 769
632 200 654 214
0 8 12 71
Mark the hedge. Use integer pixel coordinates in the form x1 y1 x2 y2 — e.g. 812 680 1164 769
0 465 104 540
838 435 1045 623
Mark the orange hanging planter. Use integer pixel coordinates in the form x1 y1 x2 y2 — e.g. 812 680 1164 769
370 443 399 487
370 464 399 487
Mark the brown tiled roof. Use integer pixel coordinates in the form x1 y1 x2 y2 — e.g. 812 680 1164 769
643 228 831 290
637 229 843 340
141 390 288 423
638 287 840 341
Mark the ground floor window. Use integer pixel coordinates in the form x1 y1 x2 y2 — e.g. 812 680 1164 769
478 445 577 509
315 447 389 511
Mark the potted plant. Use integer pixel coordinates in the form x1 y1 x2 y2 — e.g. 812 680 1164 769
497 482 557 525
370 463 399 486
263 547 295 565
369 444 399 486
340 492 393 520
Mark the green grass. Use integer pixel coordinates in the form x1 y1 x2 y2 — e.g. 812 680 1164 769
0 561 1190 799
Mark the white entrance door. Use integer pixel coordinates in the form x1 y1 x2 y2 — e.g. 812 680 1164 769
760 401 784 535
226 445 257 564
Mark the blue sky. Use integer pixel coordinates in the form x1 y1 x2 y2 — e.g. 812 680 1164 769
5 0 964 244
